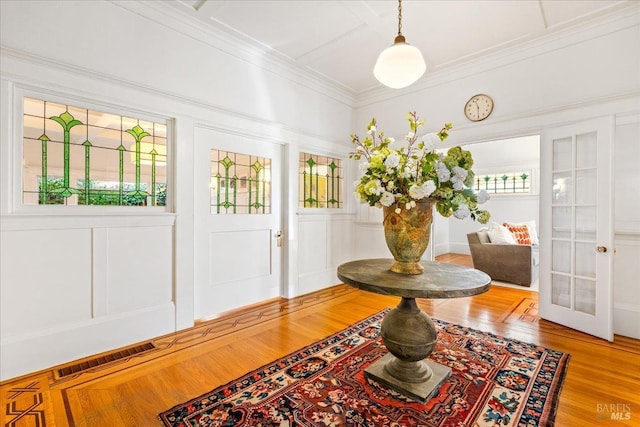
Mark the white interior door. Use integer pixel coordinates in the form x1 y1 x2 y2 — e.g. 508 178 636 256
194 126 283 320
540 117 614 341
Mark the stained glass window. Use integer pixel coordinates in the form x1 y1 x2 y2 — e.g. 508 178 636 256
210 150 271 214
475 172 531 194
22 97 168 207
298 153 343 208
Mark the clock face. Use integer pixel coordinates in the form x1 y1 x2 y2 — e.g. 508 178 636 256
465 94 494 122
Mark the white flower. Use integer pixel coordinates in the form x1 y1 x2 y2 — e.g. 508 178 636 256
405 132 415 141
436 162 451 182
452 166 468 180
422 180 436 196
423 133 440 152
453 203 470 219
395 207 402 214
402 167 415 179
384 153 400 168
388 137 395 143
451 176 464 191
356 145 365 153
379 192 395 207
408 184 427 200
410 200 416 208
359 162 370 173
386 181 395 190
477 189 490 204
405 202 412 210
367 125 376 135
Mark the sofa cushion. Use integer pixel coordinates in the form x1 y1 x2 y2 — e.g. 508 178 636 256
503 223 532 245
487 222 517 244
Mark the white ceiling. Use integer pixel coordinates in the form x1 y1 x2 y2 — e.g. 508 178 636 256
167 0 636 94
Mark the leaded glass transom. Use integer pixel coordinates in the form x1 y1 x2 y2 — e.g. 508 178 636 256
22 97 168 206
210 150 271 214
474 172 531 194
298 153 343 208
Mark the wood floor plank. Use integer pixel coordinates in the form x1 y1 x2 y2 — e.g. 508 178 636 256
1 254 638 426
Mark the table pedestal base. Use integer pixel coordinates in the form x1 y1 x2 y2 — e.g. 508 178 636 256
365 354 452 403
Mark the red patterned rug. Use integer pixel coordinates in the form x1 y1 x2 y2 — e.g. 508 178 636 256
159 310 569 426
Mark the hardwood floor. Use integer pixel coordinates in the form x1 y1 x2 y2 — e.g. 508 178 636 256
2 254 639 426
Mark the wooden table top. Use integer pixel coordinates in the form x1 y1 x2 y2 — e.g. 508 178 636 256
337 259 491 299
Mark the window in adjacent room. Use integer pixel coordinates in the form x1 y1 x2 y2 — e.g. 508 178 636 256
22 97 168 207
298 152 343 208
475 172 532 194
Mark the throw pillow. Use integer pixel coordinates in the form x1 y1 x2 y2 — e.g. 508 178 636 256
487 222 517 244
511 220 539 245
503 223 532 245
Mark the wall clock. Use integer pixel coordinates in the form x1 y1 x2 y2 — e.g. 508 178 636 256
464 94 494 122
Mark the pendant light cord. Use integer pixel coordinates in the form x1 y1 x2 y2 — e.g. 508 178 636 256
397 0 403 37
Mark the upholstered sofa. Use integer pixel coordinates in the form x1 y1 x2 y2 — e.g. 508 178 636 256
467 230 538 286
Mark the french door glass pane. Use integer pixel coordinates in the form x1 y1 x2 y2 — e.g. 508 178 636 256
552 240 571 273
575 278 596 315
575 242 596 278
553 137 572 170
575 207 597 241
575 169 597 205
552 207 571 239
551 274 571 308
576 132 597 169
552 172 572 204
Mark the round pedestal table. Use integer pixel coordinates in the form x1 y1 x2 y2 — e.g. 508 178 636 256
337 258 490 402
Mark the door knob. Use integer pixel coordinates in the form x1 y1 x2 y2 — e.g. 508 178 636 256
596 246 607 253
275 230 283 247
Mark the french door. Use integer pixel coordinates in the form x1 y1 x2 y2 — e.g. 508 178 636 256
193 126 283 320
540 117 614 341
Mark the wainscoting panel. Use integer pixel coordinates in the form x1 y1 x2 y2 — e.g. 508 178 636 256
195 229 279 318
0 228 93 340
298 220 328 275
0 217 176 381
613 233 640 339
297 214 354 296
209 229 272 286
103 226 173 315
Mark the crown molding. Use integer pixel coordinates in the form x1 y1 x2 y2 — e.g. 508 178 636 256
111 1 356 107
0 47 349 151
355 4 640 108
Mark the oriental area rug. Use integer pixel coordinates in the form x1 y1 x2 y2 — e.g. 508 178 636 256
159 310 569 427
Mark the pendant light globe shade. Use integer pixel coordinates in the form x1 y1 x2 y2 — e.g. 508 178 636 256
373 40 426 89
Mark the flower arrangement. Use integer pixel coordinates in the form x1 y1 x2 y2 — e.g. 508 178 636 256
350 111 490 223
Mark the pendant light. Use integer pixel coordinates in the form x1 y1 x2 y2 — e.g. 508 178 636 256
373 0 426 89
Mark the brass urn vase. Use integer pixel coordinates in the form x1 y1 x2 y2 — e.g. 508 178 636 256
382 200 435 275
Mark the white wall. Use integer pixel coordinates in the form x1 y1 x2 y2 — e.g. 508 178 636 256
0 0 354 380
352 10 640 338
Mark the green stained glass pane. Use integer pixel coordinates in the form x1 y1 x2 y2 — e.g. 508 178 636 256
220 156 235 170
298 152 343 209
22 97 169 207
210 149 271 215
